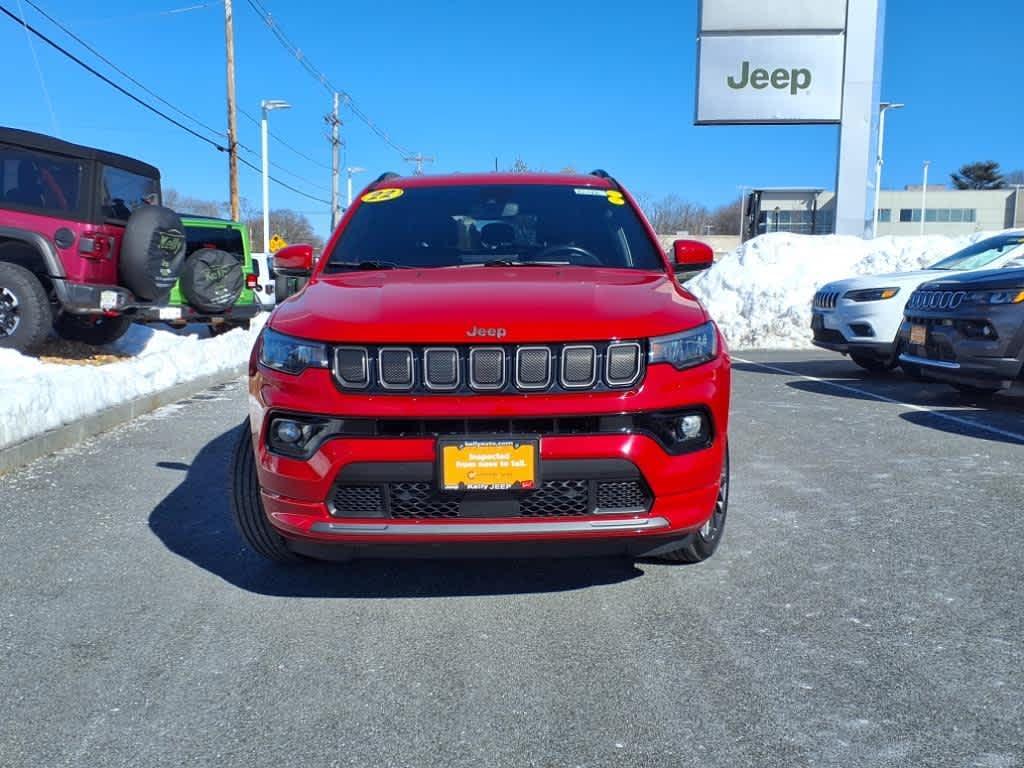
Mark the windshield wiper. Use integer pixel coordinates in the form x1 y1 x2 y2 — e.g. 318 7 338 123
482 259 572 267
327 260 410 271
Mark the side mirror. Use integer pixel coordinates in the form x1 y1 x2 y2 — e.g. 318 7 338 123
273 244 314 277
672 240 714 272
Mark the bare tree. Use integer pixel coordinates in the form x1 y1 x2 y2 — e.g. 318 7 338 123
643 194 710 235
162 188 226 218
245 209 324 253
708 199 743 235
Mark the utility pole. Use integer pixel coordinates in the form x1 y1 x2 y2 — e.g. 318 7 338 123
404 153 435 176
325 93 342 229
224 0 239 221
920 160 930 235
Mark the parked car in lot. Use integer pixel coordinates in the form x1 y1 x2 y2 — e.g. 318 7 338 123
249 251 277 308
811 231 1024 372
897 267 1024 395
232 171 731 564
0 126 186 352
137 215 262 334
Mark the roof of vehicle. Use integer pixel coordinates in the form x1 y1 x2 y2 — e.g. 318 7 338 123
0 126 160 179
365 171 618 190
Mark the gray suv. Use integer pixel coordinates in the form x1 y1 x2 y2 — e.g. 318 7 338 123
898 267 1024 395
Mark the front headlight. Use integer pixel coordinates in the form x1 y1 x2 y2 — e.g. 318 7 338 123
649 321 719 371
259 327 330 374
966 289 1024 306
843 287 900 301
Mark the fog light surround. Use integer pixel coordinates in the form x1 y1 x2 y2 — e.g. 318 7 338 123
267 415 331 458
635 408 714 454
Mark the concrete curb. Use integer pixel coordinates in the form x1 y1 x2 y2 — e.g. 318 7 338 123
0 364 247 476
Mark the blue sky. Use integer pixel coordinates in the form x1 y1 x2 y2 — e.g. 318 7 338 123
3 0 1021 237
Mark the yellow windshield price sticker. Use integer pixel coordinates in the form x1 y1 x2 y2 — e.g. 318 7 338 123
361 188 404 203
606 190 625 206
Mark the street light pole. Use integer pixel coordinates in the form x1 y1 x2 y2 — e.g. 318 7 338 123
920 160 930 236
346 166 366 208
260 99 290 253
872 101 904 238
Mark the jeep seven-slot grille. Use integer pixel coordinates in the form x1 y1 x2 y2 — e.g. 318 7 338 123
330 479 652 519
332 342 645 394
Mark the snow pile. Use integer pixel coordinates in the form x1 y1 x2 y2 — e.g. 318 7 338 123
0 315 266 450
688 232 995 350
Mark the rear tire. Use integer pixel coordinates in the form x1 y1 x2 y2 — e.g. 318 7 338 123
230 425 302 563
851 353 897 373
653 445 729 564
55 313 133 346
0 262 51 353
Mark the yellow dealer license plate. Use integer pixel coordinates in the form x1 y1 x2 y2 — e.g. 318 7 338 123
909 324 927 345
439 438 539 492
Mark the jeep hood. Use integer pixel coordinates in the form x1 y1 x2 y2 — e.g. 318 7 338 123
269 267 707 344
918 266 1024 292
819 269 951 295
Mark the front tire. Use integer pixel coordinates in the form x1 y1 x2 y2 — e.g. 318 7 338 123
230 426 302 563
0 262 52 353
55 313 133 345
653 445 729 564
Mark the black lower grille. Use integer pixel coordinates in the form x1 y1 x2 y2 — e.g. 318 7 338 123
813 328 846 344
329 472 652 520
388 482 460 519
519 480 589 517
332 485 384 516
597 480 649 510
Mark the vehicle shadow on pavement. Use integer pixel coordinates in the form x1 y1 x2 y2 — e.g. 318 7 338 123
148 425 645 598
784 380 1024 445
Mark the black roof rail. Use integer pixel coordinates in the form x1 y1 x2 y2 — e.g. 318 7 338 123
589 169 620 189
373 172 401 185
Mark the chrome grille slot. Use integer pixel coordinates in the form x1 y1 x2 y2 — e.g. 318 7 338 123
378 348 414 389
335 347 369 389
424 348 459 390
516 347 551 389
560 345 596 388
469 347 506 390
813 290 840 310
606 342 642 386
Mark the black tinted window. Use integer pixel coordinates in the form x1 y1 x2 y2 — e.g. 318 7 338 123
0 146 83 214
326 184 664 271
184 225 245 261
101 165 159 222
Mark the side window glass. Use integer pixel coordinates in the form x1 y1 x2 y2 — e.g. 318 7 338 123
0 146 82 214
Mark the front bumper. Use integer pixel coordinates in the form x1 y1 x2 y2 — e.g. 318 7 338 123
134 300 261 325
249 356 730 553
810 303 900 359
897 312 1024 388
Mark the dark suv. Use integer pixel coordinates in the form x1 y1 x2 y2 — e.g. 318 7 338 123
898 266 1024 395
0 126 186 352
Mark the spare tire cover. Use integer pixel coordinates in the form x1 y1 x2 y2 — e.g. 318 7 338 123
179 248 245 313
119 206 187 302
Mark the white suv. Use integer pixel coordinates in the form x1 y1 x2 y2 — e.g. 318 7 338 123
811 231 1024 371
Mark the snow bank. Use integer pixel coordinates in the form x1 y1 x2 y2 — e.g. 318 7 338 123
688 232 996 350
0 316 266 450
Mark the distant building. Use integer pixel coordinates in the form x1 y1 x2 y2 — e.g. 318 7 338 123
741 186 1024 241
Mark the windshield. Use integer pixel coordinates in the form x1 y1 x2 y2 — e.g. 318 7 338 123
101 164 160 222
325 184 664 272
928 234 1024 270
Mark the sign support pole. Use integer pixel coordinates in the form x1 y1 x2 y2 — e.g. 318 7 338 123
833 0 886 236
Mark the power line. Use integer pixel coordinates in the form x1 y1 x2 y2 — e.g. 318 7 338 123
243 0 417 158
0 2 330 206
239 107 331 170
20 0 330 194
15 0 58 135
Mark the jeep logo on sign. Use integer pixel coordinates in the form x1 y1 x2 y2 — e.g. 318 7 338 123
727 61 811 95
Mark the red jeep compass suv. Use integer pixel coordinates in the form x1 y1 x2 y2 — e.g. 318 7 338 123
232 171 731 563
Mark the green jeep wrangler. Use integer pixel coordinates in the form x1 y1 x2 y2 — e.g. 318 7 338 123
139 215 263 333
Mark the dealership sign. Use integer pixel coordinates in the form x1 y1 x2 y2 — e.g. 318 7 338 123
697 34 844 124
696 0 849 125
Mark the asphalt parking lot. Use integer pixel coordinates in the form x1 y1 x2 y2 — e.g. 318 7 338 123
1 350 1021 767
